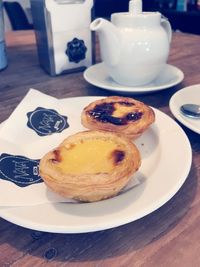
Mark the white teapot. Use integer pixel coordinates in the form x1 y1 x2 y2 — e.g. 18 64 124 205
90 0 172 86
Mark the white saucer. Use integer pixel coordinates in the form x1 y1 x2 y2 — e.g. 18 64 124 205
83 63 184 94
169 84 200 134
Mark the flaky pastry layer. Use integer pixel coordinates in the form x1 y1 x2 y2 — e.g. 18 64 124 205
39 130 141 202
81 96 155 139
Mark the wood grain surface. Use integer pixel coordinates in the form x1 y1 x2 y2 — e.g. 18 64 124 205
0 30 200 267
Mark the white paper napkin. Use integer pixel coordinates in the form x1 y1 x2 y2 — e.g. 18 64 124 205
0 89 141 207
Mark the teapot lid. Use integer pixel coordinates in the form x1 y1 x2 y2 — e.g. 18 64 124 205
111 0 161 27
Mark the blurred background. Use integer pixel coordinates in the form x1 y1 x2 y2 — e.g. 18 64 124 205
3 0 31 31
2 0 200 34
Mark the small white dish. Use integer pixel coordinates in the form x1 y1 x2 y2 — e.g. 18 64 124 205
84 63 184 94
169 84 200 134
0 96 192 233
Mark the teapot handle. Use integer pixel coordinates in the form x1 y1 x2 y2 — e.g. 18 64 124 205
161 16 172 43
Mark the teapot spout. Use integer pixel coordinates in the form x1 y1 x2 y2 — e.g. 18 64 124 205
90 18 120 66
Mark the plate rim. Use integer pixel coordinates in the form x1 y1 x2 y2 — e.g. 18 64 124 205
83 63 184 94
169 84 200 134
0 96 192 233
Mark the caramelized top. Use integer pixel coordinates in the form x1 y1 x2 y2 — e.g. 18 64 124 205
50 138 126 175
88 101 143 125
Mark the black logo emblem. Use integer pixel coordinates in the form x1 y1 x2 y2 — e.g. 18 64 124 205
0 153 42 187
65 37 87 63
27 107 69 136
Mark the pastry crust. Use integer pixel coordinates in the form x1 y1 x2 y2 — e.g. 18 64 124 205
39 130 141 202
81 96 155 139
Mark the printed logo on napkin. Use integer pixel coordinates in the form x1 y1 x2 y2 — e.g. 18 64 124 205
0 153 42 187
27 107 69 136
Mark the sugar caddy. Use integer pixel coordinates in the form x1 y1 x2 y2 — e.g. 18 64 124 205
30 0 94 76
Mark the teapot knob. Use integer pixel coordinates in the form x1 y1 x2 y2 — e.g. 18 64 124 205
129 0 142 15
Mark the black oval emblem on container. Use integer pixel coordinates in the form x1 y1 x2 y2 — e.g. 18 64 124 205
0 153 42 187
27 107 69 136
65 37 87 63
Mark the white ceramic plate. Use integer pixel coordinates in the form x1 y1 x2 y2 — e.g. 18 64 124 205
84 63 184 94
169 84 200 134
0 96 192 233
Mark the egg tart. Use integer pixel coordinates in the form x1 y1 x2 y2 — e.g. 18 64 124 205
81 96 155 139
39 130 141 202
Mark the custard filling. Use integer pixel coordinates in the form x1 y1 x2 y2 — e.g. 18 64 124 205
88 102 143 125
112 103 137 117
52 139 125 175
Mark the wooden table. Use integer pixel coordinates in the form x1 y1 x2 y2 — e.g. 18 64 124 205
0 30 200 267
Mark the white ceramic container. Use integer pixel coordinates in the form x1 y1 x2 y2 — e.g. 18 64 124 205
90 0 172 86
